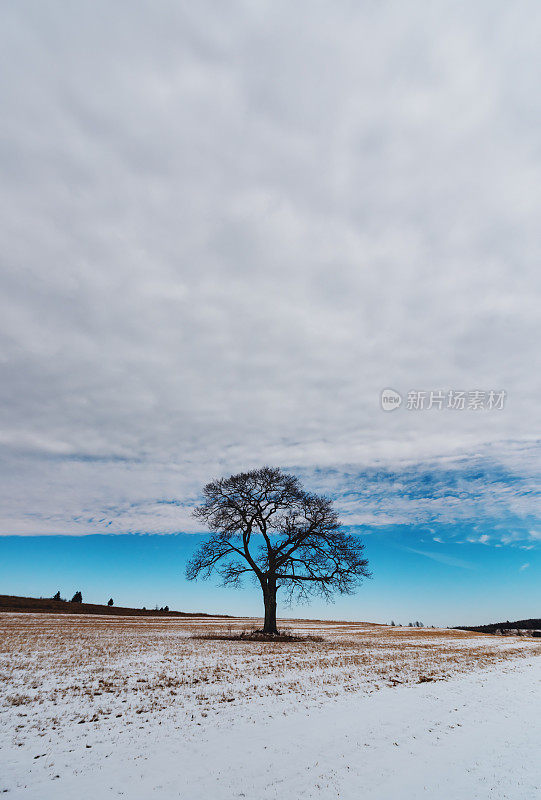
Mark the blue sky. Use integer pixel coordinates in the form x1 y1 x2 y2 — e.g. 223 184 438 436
0 3 540 627
1 448 538 626
1 448 539 627
0 528 538 627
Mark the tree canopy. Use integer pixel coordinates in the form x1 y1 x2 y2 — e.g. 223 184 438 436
186 467 371 634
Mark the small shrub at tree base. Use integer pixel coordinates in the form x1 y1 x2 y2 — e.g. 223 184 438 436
191 628 324 643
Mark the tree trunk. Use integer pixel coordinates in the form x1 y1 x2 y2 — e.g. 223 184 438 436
262 578 278 635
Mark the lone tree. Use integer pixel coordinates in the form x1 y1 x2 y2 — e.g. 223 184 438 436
71 591 82 603
107 598 114 606
186 467 371 635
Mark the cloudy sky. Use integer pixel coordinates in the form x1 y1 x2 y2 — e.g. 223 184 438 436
0 2 539 620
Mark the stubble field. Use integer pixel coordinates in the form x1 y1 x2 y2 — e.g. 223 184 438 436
1 613 540 799
2 612 539 733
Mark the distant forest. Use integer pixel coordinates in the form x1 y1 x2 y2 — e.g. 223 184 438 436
456 618 541 634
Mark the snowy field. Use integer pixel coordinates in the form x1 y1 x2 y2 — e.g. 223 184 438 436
1 613 540 799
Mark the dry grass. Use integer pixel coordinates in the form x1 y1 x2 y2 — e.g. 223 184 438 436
1 612 539 740
191 628 324 642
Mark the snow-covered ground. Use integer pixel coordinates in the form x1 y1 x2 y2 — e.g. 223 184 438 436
1 613 540 799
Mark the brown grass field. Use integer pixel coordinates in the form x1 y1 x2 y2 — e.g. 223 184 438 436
1 612 540 740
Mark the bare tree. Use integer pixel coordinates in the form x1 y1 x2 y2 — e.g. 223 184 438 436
186 467 371 635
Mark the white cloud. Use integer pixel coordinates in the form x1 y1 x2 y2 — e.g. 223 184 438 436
0 2 540 537
402 547 476 571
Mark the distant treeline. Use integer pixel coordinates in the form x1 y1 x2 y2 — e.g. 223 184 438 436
0 594 231 618
455 618 541 634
